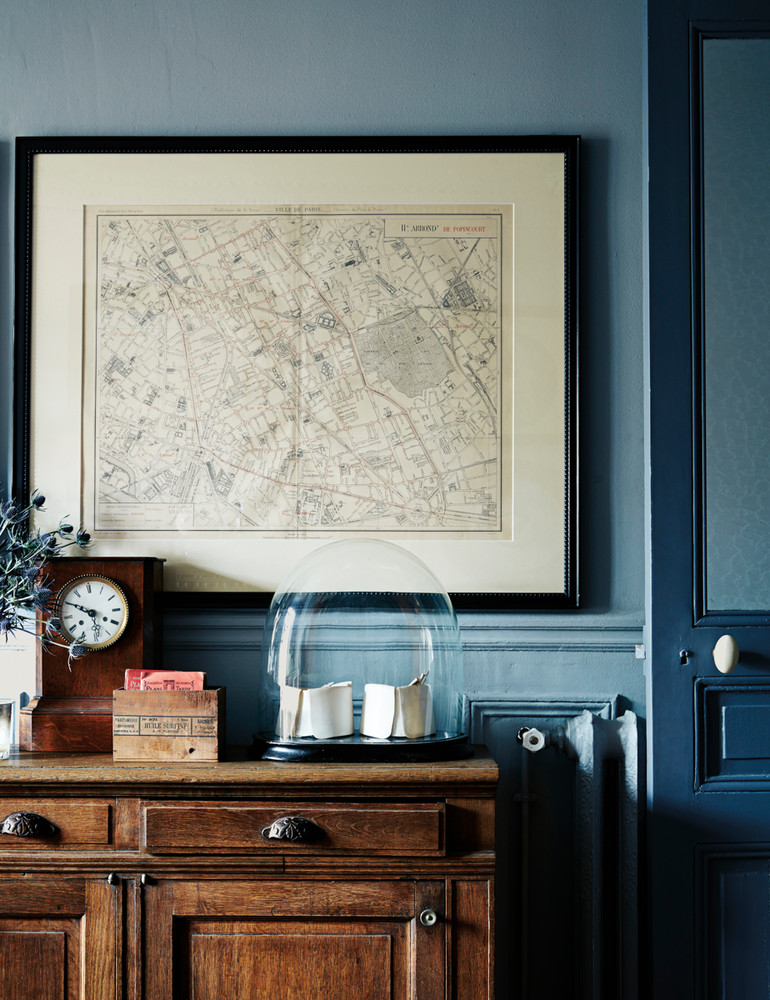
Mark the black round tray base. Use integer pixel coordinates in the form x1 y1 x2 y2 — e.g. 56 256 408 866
251 731 472 763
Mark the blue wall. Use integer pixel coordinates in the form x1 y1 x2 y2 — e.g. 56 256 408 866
0 0 645 992
1 0 646 677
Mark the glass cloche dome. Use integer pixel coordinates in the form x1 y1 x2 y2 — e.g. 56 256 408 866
254 538 468 761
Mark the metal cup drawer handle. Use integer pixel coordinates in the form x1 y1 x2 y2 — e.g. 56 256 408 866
1 811 58 838
261 816 323 843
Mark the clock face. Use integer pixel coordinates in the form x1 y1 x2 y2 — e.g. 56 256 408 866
56 575 130 650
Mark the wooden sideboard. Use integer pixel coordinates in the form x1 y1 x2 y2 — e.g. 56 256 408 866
0 749 497 999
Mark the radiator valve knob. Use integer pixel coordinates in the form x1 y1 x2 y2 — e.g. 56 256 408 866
518 727 546 753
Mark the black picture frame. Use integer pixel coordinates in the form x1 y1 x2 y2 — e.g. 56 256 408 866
14 135 579 610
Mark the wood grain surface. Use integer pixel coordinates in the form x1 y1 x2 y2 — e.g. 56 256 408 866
0 750 496 999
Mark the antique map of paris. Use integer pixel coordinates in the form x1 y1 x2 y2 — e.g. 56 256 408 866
86 206 510 538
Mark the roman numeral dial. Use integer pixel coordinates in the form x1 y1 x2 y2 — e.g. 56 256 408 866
55 575 130 650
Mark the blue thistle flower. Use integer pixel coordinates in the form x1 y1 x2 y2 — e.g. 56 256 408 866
2 488 92 650
0 617 19 639
1 500 18 521
33 587 53 610
39 533 59 556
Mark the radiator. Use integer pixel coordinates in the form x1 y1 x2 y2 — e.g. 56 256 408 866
519 710 641 1000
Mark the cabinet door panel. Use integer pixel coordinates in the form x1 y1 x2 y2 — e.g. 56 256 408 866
144 879 444 1000
451 880 494 1000
188 921 404 1000
0 924 68 1000
0 879 116 1000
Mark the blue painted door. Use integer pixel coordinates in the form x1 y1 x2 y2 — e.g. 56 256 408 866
648 3 770 997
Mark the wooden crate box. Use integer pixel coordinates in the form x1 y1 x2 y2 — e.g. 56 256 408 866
113 688 225 761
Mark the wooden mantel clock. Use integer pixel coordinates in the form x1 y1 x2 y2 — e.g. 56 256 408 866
19 557 164 752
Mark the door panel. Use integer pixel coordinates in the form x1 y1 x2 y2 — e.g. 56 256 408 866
0 879 116 1000
0 924 68 1000
144 879 445 1000
703 853 770 999
187 921 405 1000
451 880 493 1000
701 37 770 613
697 680 770 786
648 2 770 997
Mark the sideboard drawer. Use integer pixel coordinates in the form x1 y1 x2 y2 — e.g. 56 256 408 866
0 799 113 850
142 800 444 855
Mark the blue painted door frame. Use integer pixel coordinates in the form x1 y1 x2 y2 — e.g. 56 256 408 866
648 2 770 997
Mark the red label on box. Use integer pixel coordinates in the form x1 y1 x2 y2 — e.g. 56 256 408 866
124 670 206 691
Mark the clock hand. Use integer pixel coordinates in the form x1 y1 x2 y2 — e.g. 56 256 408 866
65 601 97 618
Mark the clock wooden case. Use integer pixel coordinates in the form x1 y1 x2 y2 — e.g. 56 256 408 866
19 557 164 752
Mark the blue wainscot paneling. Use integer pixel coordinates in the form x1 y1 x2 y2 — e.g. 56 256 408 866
163 607 645 743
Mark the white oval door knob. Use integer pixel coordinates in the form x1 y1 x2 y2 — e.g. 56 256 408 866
713 634 740 674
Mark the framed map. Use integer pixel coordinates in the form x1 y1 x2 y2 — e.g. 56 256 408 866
14 136 578 608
